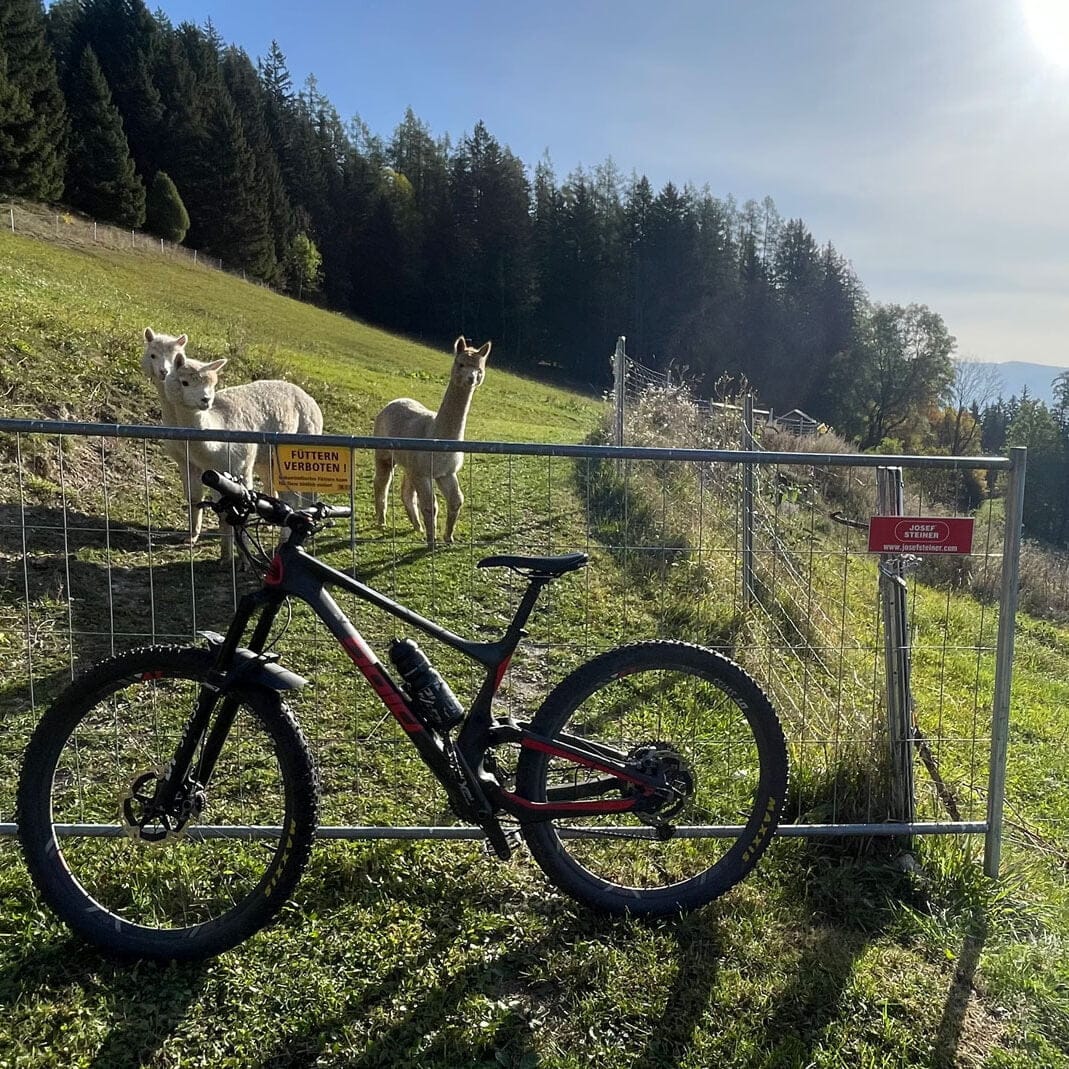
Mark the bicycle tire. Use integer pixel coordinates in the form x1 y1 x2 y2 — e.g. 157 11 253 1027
515 641 787 916
17 646 319 961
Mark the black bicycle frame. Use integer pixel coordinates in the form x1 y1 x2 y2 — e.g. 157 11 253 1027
180 538 665 831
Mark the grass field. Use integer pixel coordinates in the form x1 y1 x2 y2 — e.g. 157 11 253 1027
1 223 1068 1068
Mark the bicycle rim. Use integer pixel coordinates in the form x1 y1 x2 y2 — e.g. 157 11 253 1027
20 648 315 956
518 643 786 912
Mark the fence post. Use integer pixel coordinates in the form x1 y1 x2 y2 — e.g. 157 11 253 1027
876 466 916 828
741 393 756 611
9 206 14 233
613 336 626 448
985 445 1027 877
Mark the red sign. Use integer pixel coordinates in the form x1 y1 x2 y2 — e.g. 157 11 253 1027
867 516 974 555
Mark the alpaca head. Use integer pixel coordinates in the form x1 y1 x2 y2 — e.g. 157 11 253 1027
451 336 491 390
164 352 228 412
142 327 189 385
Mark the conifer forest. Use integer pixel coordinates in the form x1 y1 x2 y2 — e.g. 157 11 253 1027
3 0 1069 545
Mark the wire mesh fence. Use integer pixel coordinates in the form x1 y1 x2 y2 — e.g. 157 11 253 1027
0 419 1018 861
3 200 256 285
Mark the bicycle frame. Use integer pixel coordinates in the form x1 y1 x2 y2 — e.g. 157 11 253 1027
172 536 666 844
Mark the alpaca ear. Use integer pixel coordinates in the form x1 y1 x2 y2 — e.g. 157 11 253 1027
476 341 491 360
173 353 186 368
454 336 467 354
204 359 228 373
144 327 155 342
176 334 188 347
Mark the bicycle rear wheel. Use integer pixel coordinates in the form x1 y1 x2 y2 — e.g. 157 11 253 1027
17 646 318 961
516 641 787 916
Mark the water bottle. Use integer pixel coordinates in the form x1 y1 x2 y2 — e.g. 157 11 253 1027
388 638 465 729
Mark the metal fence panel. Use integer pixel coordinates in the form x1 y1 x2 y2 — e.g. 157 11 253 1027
0 419 1017 868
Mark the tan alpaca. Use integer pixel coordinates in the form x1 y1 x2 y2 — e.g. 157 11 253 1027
373 336 491 546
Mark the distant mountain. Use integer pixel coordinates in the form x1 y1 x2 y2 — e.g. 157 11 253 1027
962 360 1068 407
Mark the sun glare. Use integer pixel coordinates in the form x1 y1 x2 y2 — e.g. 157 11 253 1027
1022 0 1069 68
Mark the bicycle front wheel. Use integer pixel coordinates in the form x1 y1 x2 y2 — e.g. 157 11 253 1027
17 646 319 961
516 641 788 916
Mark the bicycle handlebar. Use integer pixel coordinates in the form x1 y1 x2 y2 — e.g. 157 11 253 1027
201 469 352 528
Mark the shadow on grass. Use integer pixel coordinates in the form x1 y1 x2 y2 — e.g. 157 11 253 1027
630 914 723 1069
244 904 726 1069
933 914 988 1069
0 936 207 1069
760 835 966 1065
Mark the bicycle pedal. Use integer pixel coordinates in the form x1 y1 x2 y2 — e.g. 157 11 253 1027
482 824 522 861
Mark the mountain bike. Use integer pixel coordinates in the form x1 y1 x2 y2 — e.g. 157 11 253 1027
17 469 788 961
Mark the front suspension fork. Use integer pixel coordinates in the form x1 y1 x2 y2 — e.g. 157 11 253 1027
150 589 283 814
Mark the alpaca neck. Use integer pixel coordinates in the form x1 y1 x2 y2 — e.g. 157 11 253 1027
166 392 213 429
155 380 179 425
432 379 477 440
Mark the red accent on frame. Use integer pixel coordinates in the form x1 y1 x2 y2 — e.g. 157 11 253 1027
264 554 284 586
341 635 424 733
492 655 512 692
497 790 638 815
521 737 651 789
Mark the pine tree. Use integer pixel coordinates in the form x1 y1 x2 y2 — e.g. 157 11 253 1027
145 170 188 241
448 121 534 356
222 45 293 280
74 0 164 180
64 46 145 227
0 0 67 200
193 90 275 277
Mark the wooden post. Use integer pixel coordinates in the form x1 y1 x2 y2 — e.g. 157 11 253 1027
613 336 626 448
741 393 755 611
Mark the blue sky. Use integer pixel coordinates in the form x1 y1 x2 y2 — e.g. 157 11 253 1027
153 0 1069 369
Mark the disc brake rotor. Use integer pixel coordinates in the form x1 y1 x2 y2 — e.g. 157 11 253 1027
120 765 206 844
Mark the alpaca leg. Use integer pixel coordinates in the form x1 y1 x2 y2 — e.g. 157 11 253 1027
400 473 425 534
172 451 204 544
187 464 205 543
373 451 394 527
437 473 464 544
410 474 438 546
188 472 206 543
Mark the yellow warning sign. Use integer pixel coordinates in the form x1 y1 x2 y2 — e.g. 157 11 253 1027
272 445 352 494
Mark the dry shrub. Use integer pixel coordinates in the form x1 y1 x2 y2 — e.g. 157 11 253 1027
627 384 739 451
759 426 877 523
1015 543 1069 622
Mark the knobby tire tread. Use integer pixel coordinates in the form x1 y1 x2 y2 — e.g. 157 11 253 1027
516 640 788 916
17 645 319 961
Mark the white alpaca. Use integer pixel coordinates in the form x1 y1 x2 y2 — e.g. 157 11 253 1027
373 336 491 546
142 328 206 541
164 350 325 559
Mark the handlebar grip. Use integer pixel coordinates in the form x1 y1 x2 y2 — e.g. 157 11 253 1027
202 469 252 502
319 505 353 520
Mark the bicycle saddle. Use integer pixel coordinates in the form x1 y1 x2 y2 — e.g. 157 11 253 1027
476 552 589 577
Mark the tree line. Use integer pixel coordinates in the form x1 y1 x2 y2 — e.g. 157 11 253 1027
3 0 1068 544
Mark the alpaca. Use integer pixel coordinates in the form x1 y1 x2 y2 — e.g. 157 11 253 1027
373 336 491 546
142 328 205 541
164 350 325 559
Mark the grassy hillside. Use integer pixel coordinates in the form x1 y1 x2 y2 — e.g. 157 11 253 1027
1 230 1068 1068
0 229 596 443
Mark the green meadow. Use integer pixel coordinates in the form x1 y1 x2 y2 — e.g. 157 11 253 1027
1 225 1067 1068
